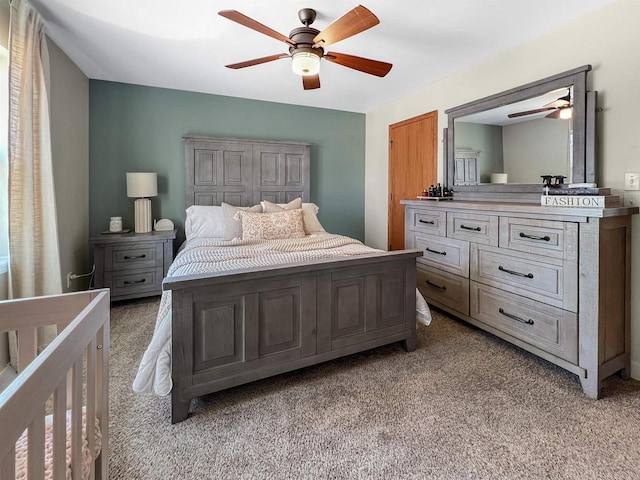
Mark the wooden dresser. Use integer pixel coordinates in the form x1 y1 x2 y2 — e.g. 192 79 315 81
402 199 638 397
90 230 176 302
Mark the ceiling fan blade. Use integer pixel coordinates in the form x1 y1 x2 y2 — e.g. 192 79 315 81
325 52 392 77
219 10 296 46
225 54 288 70
507 106 557 119
313 5 379 47
303 74 321 90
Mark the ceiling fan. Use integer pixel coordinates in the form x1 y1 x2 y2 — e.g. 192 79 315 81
218 5 393 90
507 89 573 119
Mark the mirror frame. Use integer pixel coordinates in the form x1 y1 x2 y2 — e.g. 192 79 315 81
445 65 596 201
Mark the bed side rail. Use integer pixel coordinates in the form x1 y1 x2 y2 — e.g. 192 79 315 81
0 289 110 480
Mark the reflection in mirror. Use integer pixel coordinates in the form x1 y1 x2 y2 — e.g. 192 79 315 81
445 65 594 202
453 87 573 186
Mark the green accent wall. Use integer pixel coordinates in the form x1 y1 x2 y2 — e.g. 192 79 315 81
89 81 365 242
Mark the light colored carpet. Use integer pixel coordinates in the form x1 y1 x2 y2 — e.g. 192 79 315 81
108 297 640 479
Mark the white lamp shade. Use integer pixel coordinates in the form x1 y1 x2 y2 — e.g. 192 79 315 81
127 172 158 198
291 52 320 76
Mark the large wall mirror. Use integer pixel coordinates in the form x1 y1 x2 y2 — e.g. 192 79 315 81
445 65 596 201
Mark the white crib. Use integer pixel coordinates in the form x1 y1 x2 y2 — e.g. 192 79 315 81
0 289 110 479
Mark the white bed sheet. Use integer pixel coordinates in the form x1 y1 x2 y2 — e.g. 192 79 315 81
133 234 431 396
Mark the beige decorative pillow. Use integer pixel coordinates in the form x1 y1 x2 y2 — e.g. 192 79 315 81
237 210 305 240
221 203 263 240
261 199 325 234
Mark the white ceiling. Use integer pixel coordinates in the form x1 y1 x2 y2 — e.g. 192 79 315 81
30 0 616 113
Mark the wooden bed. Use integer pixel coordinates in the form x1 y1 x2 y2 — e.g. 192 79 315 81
164 136 421 423
0 289 110 479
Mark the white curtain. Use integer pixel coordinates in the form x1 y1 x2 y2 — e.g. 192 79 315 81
7 0 60 365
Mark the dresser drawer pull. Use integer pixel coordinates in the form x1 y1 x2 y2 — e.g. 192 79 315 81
418 219 435 225
425 279 447 291
499 307 534 325
124 254 146 260
519 232 550 242
124 278 146 285
460 224 481 232
425 247 447 256
498 265 533 278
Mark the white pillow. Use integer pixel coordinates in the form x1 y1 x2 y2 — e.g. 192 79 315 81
185 205 225 240
261 199 325 234
222 203 263 240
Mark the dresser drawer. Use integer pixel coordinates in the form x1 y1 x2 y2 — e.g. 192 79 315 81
447 212 498 246
406 207 447 237
470 244 577 311
105 242 163 271
470 282 577 363
413 233 469 277
104 268 163 298
417 265 469 316
499 217 578 260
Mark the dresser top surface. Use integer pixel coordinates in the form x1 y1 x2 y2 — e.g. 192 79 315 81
401 199 638 219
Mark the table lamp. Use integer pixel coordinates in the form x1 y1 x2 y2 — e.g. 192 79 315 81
126 172 157 233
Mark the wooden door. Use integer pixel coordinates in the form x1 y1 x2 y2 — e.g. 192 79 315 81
388 111 438 250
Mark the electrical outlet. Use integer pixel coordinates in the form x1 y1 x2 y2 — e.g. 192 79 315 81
624 172 640 190
624 192 640 207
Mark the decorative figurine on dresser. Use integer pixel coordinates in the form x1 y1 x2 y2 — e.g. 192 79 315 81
403 65 639 399
90 229 176 302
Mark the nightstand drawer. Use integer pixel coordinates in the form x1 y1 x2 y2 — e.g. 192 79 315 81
90 230 176 302
104 268 163 298
106 243 163 271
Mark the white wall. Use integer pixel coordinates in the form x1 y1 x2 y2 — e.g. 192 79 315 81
502 118 570 184
365 0 640 377
46 39 90 292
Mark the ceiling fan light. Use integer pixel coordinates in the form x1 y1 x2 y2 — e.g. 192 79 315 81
559 107 572 119
291 52 320 76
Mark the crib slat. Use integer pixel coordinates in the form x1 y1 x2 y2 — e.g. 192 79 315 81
71 359 83 480
95 324 109 480
87 336 97 480
53 377 68 480
0 290 110 467
16 327 37 373
27 407 46 478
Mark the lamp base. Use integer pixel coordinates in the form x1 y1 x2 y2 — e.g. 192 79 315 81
134 198 152 233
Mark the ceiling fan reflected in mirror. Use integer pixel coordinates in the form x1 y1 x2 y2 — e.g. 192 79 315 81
507 88 573 120
218 5 393 90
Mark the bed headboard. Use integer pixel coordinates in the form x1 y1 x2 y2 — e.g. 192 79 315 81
184 135 311 208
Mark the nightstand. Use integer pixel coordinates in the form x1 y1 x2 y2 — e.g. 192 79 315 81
89 230 176 301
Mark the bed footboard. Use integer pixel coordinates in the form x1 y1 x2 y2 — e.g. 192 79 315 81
0 289 110 479
165 250 421 423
